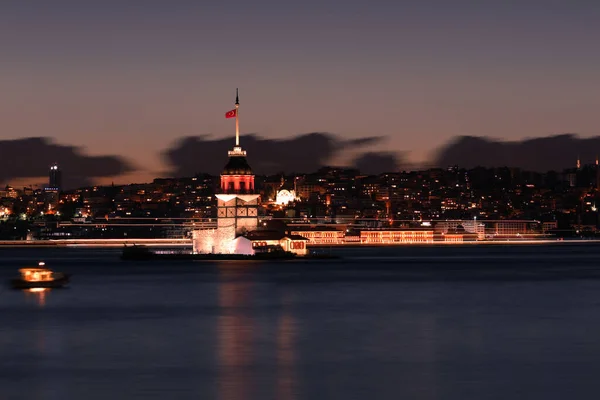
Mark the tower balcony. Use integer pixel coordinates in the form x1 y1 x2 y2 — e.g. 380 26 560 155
220 174 255 195
228 146 246 157
217 188 256 195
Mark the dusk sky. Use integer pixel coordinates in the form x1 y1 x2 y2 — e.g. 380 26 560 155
1 1 599 184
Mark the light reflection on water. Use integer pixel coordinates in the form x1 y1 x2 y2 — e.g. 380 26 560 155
23 287 51 307
276 296 297 400
217 275 256 400
216 269 299 400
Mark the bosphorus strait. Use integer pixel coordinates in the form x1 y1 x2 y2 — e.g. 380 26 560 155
2 244 600 399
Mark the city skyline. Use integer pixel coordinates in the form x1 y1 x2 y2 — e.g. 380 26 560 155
1 1 599 185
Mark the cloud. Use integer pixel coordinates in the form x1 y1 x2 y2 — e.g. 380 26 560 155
0 137 134 189
435 134 598 171
352 152 400 175
342 136 384 147
164 132 390 176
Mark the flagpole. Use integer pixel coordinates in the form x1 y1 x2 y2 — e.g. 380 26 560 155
235 88 240 147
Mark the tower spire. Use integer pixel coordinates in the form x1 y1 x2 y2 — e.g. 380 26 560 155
227 89 246 157
235 88 240 147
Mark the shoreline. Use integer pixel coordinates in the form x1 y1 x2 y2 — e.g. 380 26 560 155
309 239 595 248
0 238 599 248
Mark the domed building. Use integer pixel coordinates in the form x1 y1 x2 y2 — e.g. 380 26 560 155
275 177 298 205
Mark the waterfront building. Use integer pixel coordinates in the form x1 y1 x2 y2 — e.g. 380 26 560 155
489 221 531 237
238 230 309 256
443 233 464 243
359 229 434 244
289 226 346 245
434 220 485 240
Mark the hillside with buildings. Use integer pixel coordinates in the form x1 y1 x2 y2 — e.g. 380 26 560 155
0 160 597 243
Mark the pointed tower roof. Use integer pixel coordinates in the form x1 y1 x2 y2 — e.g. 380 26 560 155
222 156 253 175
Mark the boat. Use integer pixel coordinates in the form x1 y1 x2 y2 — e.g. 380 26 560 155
121 244 297 261
121 245 340 261
10 262 71 289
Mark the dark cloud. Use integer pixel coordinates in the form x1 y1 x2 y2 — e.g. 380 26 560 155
352 152 400 175
0 137 134 189
435 134 598 171
164 133 388 176
342 136 384 147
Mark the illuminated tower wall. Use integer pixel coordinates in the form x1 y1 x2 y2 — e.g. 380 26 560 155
216 147 259 236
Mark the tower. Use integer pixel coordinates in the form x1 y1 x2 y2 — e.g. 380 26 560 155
44 163 61 212
577 156 581 170
193 90 260 254
48 163 62 191
215 89 260 236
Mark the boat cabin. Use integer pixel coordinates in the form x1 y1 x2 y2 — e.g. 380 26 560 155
19 267 54 282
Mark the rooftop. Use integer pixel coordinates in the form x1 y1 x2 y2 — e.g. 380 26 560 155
222 155 253 176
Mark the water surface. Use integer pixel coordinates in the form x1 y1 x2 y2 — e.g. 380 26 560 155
1 243 600 399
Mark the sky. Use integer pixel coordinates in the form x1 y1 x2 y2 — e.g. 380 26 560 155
1 0 599 184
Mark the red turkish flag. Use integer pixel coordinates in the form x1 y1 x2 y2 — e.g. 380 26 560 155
225 109 237 118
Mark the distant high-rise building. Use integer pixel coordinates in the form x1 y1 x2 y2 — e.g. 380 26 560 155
49 163 62 190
